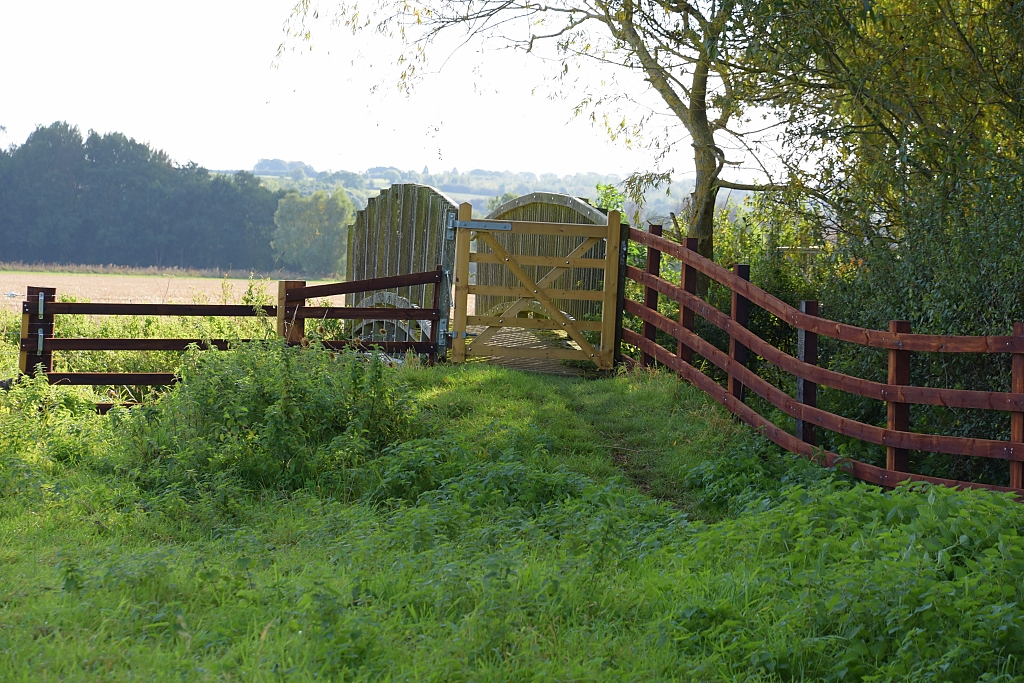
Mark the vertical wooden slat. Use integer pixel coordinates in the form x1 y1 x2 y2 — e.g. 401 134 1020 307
1011 322 1024 488
20 287 55 377
597 210 621 370
641 224 662 368
451 202 473 363
887 319 912 472
677 237 698 368
277 281 306 343
728 264 751 402
796 300 819 446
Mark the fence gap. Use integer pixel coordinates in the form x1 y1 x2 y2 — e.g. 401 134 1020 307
728 264 751 402
887 319 912 472
641 224 662 368
796 300 819 446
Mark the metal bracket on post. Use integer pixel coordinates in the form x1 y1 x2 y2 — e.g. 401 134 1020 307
436 318 448 354
38 292 44 319
37 329 44 355
445 211 457 241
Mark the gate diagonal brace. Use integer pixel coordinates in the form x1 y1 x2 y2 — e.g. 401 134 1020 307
475 232 602 360
469 236 603 349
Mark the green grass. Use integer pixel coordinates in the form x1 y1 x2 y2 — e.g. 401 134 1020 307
2 341 1024 681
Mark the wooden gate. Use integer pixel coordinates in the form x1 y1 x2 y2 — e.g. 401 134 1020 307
450 202 622 370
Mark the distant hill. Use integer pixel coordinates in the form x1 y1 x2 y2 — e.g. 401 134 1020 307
237 160 748 223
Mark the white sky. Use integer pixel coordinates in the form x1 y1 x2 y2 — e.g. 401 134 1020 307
0 0 691 178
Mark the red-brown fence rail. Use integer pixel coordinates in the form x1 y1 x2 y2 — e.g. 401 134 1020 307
17 268 445 410
621 227 1024 496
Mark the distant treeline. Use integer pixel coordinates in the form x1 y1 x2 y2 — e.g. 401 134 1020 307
0 123 285 271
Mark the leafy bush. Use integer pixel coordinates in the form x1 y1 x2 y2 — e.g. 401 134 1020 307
115 341 417 495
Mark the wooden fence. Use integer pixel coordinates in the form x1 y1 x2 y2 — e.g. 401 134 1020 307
18 268 444 410
621 226 1024 496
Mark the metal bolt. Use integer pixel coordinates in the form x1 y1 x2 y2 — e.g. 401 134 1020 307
504 257 509 261
499 319 504 323
533 289 537 293
590 353 594 357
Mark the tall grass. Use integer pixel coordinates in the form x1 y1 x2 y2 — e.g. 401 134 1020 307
1 334 1024 680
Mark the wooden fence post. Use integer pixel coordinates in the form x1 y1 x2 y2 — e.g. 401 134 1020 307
728 264 751 402
1011 322 1024 488
641 224 662 367
428 265 442 364
451 202 473 363
677 237 698 369
887 319 912 472
277 281 306 344
796 300 819 446
612 219 631 367
19 287 56 378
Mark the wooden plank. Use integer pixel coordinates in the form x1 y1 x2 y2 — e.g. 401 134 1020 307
294 307 439 321
796 300 819 446
476 231 603 363
95 402 141 414
452 202 473 363
462 218 608 238
642 223 662 368
467 316 603 332
48 372 177 386
26 338 239 352
465 345 589 361
626 267 1024 411
887 320 912 472
467 285 605 301
624 302 1024 461
287 270 441 301
40 303 277 317
470 254 607 268
629 228 1024 353
622 329 1023 496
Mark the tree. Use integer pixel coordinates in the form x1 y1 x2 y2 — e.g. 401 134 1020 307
282 1 788 266
271 190 354 276
738 0 1024 239
486 192 517 214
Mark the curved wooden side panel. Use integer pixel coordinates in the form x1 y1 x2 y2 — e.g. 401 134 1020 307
621 329 1023 497
629 229 1024 353
627 267 1024 411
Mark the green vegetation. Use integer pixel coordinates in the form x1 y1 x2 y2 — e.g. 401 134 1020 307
272 190 354 277
3 331 1024 680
